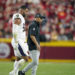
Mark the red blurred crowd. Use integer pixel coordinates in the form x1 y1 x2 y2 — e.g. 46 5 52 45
0 0 75 41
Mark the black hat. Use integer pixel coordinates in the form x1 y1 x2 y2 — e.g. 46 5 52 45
35 13 43 19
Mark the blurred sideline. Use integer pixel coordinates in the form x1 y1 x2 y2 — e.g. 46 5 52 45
0 38 75 46
0 38 75 63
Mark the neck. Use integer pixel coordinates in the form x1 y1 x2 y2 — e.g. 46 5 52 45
19 10 23 15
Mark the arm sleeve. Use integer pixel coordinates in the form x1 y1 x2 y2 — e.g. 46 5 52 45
29 25 36 36
12 25 19 42
12 14 21 24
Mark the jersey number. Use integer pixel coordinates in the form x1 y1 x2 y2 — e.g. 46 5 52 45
23 23 25 32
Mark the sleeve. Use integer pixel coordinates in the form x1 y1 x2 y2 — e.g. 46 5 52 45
29 25 36 36
12 14 21 23
12 25 19 41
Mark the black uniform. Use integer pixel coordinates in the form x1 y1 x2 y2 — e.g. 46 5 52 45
27 21 40 51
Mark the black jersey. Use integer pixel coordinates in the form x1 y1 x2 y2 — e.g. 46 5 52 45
27 21 40 51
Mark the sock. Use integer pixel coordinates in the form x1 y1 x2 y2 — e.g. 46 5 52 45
18 59 25 66
10 60 18 74
14 60 18 69
14 59 25 73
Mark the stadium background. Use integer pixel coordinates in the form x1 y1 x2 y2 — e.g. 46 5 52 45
0 0 75 75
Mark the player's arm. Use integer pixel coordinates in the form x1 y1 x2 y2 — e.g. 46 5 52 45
14 18 21 25
41 16 47 26
13 32 18 43
29 25 40 51
30 35 40 51
13 18 21 43
13 13 21 25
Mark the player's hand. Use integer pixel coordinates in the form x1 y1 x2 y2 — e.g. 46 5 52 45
36 44 40 51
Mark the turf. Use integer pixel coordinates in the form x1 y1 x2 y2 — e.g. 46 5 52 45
0 61 75 75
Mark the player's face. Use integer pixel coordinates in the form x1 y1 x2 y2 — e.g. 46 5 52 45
36 18 42 23
24 8 29 15
21 8 29 17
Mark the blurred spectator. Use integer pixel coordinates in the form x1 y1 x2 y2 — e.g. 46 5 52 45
0 0 75 41
58 28 68 40
0 21 5 37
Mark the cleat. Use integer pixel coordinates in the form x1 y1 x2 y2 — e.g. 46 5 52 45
18 71 25 75
9 71 15 75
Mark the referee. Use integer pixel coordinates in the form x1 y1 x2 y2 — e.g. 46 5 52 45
18 14 43 75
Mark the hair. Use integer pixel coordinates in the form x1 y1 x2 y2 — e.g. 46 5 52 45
20 5 28 10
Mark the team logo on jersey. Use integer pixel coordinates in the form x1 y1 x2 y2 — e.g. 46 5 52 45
33 28 35 31
16 14 19 18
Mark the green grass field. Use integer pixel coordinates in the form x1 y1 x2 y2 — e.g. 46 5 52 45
0 61 75 75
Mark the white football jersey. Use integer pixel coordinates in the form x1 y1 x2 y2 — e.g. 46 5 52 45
12 13 27 44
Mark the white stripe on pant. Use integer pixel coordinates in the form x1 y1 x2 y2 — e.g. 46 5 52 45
22 50 40 75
